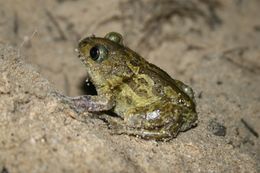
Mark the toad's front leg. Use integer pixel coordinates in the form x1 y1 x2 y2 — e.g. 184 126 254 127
53 91 115 116
71 95 115 112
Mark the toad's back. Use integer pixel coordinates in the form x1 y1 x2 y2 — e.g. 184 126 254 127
113 49 197 132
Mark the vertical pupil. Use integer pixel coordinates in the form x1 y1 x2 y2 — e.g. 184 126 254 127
90 46 99 60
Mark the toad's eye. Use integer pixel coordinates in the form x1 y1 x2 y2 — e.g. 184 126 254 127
89 45 108 62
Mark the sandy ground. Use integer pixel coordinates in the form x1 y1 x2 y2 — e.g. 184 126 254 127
0 0 259 172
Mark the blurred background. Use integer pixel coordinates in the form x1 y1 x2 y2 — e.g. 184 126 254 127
1 0 259 97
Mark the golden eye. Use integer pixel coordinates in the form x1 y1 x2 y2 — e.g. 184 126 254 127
89 45 108 62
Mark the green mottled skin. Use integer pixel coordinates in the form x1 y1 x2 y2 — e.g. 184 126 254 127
73 32 197 140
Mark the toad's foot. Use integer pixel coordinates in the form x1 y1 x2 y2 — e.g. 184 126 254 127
99 114 179 141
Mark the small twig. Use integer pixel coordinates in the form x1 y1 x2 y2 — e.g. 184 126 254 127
223 47 260 75
13 11 19 35
45 9 67 41
18 30 38 57
241 118 259 138
64 74 70 96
